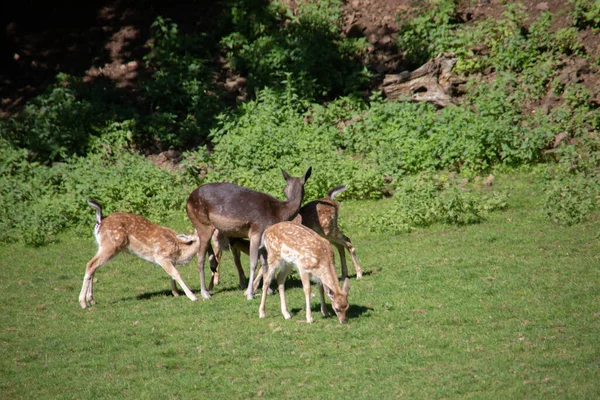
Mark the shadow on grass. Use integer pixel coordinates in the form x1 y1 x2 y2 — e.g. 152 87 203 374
288 303 372 322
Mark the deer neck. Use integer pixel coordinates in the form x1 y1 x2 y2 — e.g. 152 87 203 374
277 187 304 222
178 240 201 264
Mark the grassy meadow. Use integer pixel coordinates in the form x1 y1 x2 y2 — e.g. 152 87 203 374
0 170 598 399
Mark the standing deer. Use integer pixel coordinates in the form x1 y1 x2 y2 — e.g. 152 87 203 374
210 184 363 292
186 167 312 300
296 184 363 280
259 221 350 324
79 199 199 309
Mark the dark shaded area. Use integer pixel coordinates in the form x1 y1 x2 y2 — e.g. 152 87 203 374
0 0 224 117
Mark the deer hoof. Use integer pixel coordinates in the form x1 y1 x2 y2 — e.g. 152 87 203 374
200 290 211 300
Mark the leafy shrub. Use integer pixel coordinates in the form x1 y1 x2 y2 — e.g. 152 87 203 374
341 79 553 179
544 166 600 226
569 0 600 31
355 173 508 234
221 0 370 100
1 74 98 162
140 17 220 149
187 87 384 200
396 0 460 68
0 123 198 246
544 135 600 225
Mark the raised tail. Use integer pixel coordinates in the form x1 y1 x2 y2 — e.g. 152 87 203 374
326 184 348 201
87 199 103 231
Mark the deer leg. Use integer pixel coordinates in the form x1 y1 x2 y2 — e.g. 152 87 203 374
259 256 278 318
343 234 363 279
158 259 198 302
252 251 275 295
170 278 180 296
298 269 314 323
277 264 292 320
334 242 349 281
232 245 248 290
79 251 113 309
207 244 219 291
318 282 330 318
245 234 261 300
196 227 214 300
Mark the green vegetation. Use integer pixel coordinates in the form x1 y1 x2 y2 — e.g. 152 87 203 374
0 0 599 396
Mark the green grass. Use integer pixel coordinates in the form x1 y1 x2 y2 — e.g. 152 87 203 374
1 171 599 399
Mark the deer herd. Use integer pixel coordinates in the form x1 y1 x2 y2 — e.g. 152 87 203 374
79 167 362 324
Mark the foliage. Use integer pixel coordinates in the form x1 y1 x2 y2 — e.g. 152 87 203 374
189 86 384 200
220 0 370 100
396 0 460 68
544 136 600 226
140 16 221 149
341 79 554 179
0 124 197 246
0 74 116 162
355 172 508 234
569 0 600 31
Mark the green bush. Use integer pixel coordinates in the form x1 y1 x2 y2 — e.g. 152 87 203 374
544 136 600 226
355 173 508 234
570 0 600 31
1 74 98 162
140 17 220 149
186 87 384 200
0 123 198 246
396 0 460 68
221 0 369 100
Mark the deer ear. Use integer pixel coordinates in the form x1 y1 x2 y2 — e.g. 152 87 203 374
281 168 291 181
342 278 350 295
324 284 335 301
176 234 196 244
304 166 312 181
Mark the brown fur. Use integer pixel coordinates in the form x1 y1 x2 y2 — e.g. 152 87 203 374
212 184 362 292
186 167 311 300
259 221 350 324
79 200 199 309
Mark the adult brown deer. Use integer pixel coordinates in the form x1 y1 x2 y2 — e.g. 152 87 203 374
186 167 312 300
211 184 363 292
79 199 199 309
259 221 350 324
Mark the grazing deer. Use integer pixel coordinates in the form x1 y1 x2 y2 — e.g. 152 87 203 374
79 199 199 309
186 167 312 300
259 221 350 324
211 184 363 292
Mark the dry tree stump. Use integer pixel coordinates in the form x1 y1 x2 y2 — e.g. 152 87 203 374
382 53 459 108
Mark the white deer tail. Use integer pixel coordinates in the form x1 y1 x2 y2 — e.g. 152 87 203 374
326 184 348 200
87 198 103 235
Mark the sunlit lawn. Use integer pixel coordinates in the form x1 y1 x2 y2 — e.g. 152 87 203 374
1 171 598 399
